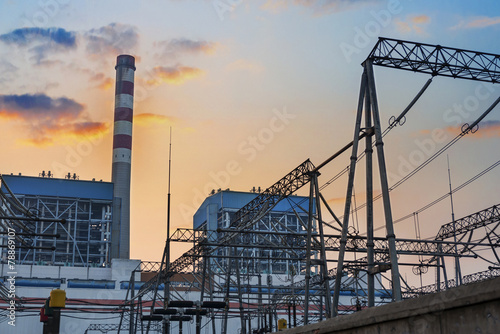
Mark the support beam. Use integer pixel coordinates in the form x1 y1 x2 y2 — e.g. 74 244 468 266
368 37 500 83
365 59 402 302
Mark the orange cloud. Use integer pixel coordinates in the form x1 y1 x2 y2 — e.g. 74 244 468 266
261 0 377 15
19 137 54 148
0 94 109 147
395 15 430 35
22 122 109 147
134 113 175 126
327 196 345 205
457 120 500 139
0 110 23 121
326 189 382 207
440 126 462 137
158 38 218 58
147 65 204 85
66 122 109 138
412 15 430 24
97 77 113 90
226 59 264 73
451 16 500 30
420 121 500 140
88 72 113 90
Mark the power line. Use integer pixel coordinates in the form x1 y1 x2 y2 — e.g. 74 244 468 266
373 159 500 233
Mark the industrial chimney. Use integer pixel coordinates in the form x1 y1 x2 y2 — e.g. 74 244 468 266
111 55 135 259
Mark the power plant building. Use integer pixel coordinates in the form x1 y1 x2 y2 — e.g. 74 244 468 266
193 189 316 275
0 174 113 267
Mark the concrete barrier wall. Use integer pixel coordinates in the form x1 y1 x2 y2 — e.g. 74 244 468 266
278 276 500 334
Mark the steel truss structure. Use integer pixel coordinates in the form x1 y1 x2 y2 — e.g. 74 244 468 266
119 201 500 333
332 36 500 315
368 37 500 83
113 38 500 333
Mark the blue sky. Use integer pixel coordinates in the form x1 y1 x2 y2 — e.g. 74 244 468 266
0 0 499 284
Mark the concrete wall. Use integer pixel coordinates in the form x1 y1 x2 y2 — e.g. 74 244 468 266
278 276 500 334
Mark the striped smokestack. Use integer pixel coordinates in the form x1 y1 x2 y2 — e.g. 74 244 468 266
111 55 135 259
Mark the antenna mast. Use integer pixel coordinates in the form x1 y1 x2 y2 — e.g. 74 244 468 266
167 127 172 258
447 155 462 285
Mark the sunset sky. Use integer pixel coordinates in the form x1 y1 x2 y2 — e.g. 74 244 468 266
0 0 499 283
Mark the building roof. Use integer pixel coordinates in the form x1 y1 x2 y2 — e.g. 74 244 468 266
1 174 113 201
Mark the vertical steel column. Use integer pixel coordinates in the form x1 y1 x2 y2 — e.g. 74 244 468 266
364 78 375 307
234 247 246 334
332 71 367 316
269 307 273 332
163 279 170 334
291 270 296 328
147 242 168 334
436 255 441 292
313 172 332 317
319 296 324 321
304 178 316 324
248 311 252 334
365 60 402 301
130 272 135 332
138 296 143 334
288 304 291 328
441 252 449 289
222 248 232 334
258 274 263 331
267 256 272 331
197 256 208 334
206 261 217 334
263 303 268 331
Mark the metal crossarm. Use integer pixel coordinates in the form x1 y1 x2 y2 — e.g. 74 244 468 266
434 204 500 240
368 37 500 83
403 268 500 298
168 228 492 258
170 228 210 243
230 159 315 230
